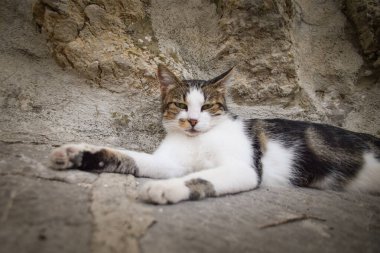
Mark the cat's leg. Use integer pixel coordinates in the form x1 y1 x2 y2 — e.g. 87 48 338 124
139 164 259 204
49 143 186 179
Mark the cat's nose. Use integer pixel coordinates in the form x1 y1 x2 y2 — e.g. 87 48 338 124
188 119 198 127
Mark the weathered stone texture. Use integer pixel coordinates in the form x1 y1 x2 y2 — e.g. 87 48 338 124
218 0 300 107
0 175 93 253
344 0 380 68
0 143 156 253
141 185 380 253
91 174 154 253
32 0 187 93
31 0 380 134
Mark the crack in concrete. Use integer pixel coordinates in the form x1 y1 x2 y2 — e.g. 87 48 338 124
0 190 17 223
0 140 49 145
0 171 98 188
87 181 96 253
89 174 156 253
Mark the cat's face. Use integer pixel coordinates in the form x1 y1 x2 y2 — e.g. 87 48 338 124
157 64 233 136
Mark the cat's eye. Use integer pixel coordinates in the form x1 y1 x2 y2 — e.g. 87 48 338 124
201 104 213 111
174 102 188 110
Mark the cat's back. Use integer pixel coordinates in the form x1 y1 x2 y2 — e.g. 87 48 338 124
245 118 379 153
245 118 380 192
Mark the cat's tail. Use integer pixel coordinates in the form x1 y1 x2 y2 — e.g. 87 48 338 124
367 135 380 159
356 132 380 156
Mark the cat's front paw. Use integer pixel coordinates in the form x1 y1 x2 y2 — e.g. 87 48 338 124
49 143 98 170
139 179 190 204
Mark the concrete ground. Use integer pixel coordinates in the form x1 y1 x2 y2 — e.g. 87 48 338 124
0 143 379 253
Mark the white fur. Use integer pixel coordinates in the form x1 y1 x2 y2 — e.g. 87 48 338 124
310 174 339 190
120 150 187 178
186 88 204 120
139 178 190 204
346 152 380 193
155 117 253 173
141 117 255 175
133 116 259 203
261 141 295 187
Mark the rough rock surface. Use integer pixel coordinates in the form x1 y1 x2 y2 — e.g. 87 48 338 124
30 0 380 134
293 0 380 134
1 0 380 253
344 0 380 68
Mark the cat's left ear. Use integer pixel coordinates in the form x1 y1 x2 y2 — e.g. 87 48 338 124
207 67 234 93
157 64 181 96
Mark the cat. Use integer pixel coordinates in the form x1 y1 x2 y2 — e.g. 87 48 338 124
49 64 380 204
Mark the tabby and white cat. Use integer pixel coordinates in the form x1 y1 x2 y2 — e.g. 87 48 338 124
50 64 380 204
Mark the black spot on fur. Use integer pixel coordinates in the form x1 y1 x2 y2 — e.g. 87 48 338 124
185 178 216 200
252 135 263 186
79 149 138 175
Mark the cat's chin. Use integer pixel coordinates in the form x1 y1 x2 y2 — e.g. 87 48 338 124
184 129 203 137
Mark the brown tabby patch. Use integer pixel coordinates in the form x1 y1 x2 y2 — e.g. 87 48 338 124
178 118 191 129
162 85 189 123
202 85 227 115
305 127 363 165
207 103 225 116
163 103 181 120
255 120 268 153
185 178 216 200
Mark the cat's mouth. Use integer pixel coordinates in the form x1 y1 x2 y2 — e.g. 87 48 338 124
185 128 201 136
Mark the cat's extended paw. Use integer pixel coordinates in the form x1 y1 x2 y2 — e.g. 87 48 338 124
49 143 98 170
139 179 190 204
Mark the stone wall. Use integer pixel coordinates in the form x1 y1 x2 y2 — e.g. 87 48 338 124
31 0 379 135
1 0 378 153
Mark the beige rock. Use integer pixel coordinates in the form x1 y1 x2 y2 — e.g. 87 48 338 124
31 0 380 135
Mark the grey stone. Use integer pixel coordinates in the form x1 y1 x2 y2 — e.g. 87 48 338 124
0 175 93 253
84 4 108 28
140 184 380 253
91 174 155 253
53 19 78 42
0 143 99 185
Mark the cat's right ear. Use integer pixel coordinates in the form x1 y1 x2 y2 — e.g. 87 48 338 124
157 64 180 96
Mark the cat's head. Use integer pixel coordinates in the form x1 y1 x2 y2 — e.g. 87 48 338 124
157 64 233 136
